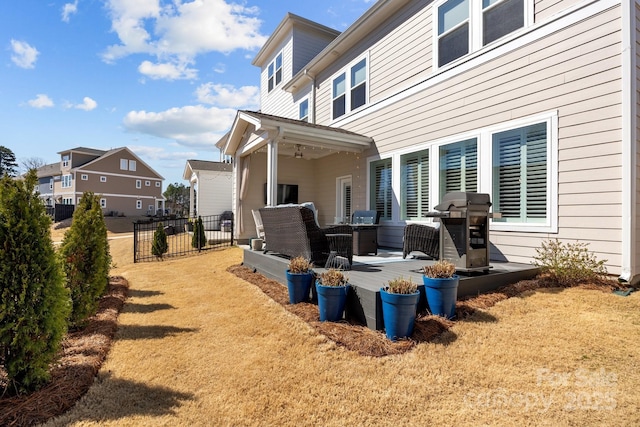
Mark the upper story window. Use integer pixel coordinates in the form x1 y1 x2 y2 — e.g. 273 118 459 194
62 155 70 168
100 176 107 182
61 174 72 188
155 181 161 187
49 179 53 190
81 174 88 181
299 99 309 122
136 179 142 189
436 0 525 68
332 56 368 120
120 159 128 170
128 160 136 171
268 52 282 92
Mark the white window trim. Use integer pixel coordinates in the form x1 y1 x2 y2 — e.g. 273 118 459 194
368 111 557 233
267 51 283 93
299 98 309 122
155 182 161 187
100 176 107 182
129 160 137 171
120 159 128 170
136 179 141 189
81 174 88 181
100 198 107 208
145 180 151 187
330 52 370 123
61 174 72 189
433 0 534 71
136 200 142 209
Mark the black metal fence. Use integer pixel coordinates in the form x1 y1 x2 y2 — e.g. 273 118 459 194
46 204 75 222
133 214 234 263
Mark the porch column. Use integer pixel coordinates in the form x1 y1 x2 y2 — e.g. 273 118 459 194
266 138 279 206
189 178 196 217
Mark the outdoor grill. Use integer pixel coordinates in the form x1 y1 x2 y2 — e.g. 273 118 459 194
428 192 494 273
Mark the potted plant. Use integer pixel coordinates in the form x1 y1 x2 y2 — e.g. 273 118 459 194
315 269 349 322
286 256 314 304
380 276 420 341
422 259 459 319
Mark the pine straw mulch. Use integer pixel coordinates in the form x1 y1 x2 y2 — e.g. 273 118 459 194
228 264 623 358
0 276 129 427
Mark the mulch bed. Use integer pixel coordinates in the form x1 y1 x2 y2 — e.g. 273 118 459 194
0 276 129 427
228 265 621 358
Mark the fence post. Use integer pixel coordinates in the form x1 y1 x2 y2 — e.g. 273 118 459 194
133 221 138 263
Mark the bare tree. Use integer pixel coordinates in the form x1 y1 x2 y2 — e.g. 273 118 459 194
21 157 46 174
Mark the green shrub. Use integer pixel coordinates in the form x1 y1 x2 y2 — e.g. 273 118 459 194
59 192 111 328
192 216 207 249
0 171 70 394
532 239 608 287
152 223 169 260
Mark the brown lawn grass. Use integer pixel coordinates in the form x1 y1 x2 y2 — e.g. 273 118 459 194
36 237 640 426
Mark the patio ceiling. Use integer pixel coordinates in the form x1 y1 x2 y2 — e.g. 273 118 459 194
222 110 373 160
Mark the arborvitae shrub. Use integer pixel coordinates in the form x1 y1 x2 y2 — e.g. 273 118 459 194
0 171 70 394
59 192 111 328
152 223 168 259
192 216 207 249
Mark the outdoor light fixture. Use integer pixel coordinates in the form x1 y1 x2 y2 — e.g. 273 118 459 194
294 144 303 159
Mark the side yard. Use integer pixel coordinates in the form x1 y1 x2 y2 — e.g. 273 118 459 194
42 237 640 426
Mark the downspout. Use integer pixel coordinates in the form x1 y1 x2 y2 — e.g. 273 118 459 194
620 0 637 284
304 69 316 124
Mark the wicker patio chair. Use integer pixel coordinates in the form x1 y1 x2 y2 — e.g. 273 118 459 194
323 224 353 269
402 223 440 259
259 206 329 264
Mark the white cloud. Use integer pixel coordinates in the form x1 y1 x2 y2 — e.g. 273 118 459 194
138 59 197 80
75 97 98 111
10 40 39 69
27 94 54 108
123 105 237 147
195 83 259 109
128 145 197 161
101 0 267 80
62 0 79 22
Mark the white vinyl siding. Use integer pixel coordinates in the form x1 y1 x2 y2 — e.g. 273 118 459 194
370 158 392 220
492 122 547 224
401 149 430 220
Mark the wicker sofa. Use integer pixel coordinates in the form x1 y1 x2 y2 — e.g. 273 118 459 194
259 205 330 264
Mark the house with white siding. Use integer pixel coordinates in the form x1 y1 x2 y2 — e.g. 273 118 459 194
220 0 640 284
182 159 233 217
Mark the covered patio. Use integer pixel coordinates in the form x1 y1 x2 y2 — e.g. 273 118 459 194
242 246 539 330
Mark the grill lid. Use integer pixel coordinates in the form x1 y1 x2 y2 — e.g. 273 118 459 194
434 192 492 212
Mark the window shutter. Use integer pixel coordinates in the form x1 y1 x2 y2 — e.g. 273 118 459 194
525 123 547 219
494 131 522 219
372 159 392 220
440 138 477 197
401 150 429 220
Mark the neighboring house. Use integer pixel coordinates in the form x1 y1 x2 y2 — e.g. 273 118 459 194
220 1 640 284
182 159 233 217
36 146 164 217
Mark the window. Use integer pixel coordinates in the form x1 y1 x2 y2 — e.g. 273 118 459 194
120 159 128 170
49 179 53 190
100 198 106 208
61 174 72 188
439 138 477 196
155 181 161 187
267 52 282 92
436 0 525 67
401 149 430 220
129 160 136 171
136 179 141 189
145 180 151 187
136 200 142 210
62 198 73 205
77 197 81 204
332 57 368 120
81 174 88 181
62 155 69 168
370 158 392 220
492 122 547 224
100 176 107 182
299 99 309 122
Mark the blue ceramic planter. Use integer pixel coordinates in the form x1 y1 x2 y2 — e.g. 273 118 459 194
380 289 420 341
316 282 349 322
286 270 313 304
423 275 459 319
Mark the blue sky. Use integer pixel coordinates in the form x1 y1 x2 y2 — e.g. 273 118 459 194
0 0 373 188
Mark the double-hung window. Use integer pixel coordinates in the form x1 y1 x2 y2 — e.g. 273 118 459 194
61 174 72 188
401 150 430 220
267 52 282 92
62 155 70 168
120 159 128 170
439 138 477 196
492 122 547 224
299 99 309 122
332 57 368 120
370 158 392 220
436 0 525 67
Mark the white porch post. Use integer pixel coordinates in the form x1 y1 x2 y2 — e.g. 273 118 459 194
189 178 196 217
266 133 280 206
